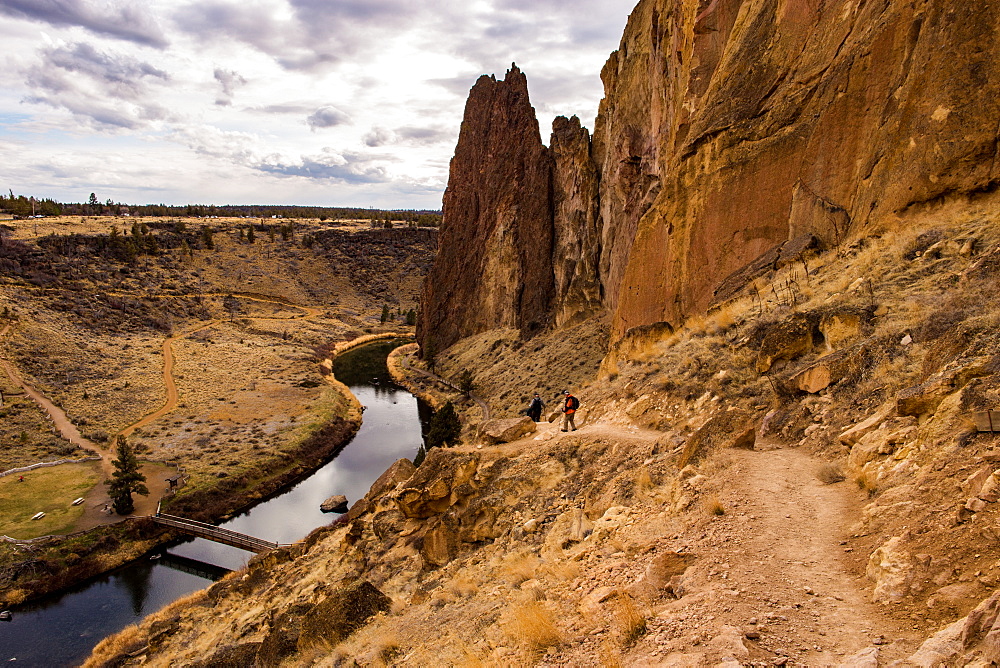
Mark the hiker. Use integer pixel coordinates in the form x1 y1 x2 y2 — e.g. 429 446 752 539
560 390 579 432
525 393 544 422
18 475 24 483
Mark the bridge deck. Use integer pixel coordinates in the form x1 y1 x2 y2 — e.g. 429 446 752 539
151 513 280 553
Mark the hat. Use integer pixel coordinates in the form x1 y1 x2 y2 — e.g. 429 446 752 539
562 390 569 395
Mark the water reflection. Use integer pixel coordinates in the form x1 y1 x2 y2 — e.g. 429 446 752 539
1 339 429 666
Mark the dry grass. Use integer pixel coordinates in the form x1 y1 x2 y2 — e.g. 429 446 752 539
703 494 726 516
855 470 878 497
635 466 655 494
610 593 647 647
499 550 542 586
502 600 564 657
540 560 580 582
83 623 144 668
598 639 625 667
817 462 846 484
448 574 480 598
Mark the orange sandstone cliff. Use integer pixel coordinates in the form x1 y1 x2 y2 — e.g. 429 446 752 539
419 0 1000 352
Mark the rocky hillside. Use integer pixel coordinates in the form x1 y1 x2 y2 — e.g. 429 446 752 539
88 202 1000 666
419 0 1000 354
85 0 1000 665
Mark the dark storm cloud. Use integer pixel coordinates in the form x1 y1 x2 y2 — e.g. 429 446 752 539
258 151 388 184
23 42 171 129
0 0 168 48
307 106 351 129
213 68 246 106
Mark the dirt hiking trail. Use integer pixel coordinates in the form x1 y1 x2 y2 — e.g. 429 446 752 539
1 293 324 533
694 446 918 663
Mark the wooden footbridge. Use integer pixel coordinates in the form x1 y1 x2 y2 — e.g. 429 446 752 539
151 512 282 554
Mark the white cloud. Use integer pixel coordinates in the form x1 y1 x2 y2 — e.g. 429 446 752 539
0 0 636 207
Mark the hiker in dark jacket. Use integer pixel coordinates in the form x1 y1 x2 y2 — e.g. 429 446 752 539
561 390 579 432
526 393 544 422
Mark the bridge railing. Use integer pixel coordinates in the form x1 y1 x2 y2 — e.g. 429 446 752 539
151 513 280 553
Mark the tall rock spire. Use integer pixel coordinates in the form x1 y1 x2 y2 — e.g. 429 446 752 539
417 64 554 355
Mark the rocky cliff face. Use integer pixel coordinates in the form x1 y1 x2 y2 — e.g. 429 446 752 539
417 65 554 355
604 0 1000 341
420 0 1000 351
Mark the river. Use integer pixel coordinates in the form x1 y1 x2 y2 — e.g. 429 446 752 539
0 339 429 666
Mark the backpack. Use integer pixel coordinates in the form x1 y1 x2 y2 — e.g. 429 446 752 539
567 396 579 411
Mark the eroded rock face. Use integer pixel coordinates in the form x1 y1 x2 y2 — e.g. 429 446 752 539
421 2 1000 352
417 64 554 354
608 0 1000 341
551 115 603 327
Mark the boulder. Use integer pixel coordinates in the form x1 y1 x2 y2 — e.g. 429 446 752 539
678 408 753 468
979 471 1000 502
962 591 1000 662
897 375 954 417
479 416 537 444
297 581 392 650
542 507 593 559
393 451 479 520
906 619 965 667
839 646 879 668
756 316 814 373
788 345 865 393
421 525 452 567
346 458 417 522
628 551 695 602
190 643 262 668
819 309 867 352
839 406 892 445
320 495 349 513
866 536 915 603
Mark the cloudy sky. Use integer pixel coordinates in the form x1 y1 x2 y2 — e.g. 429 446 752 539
0 0 636 210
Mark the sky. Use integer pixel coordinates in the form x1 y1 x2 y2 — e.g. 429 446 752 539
0 0 637 209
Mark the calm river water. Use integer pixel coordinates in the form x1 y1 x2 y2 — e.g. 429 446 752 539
0 339 429 666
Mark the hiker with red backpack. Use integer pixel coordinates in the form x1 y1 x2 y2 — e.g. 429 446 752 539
560 390 579 432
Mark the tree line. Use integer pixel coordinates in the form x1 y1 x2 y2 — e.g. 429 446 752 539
0 190 442 226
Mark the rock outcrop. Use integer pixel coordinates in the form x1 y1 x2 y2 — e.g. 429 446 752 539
606 0 1000 341
419 0 1000 352
417 64 554 354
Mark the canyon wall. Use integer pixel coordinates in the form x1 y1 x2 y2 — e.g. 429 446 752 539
419 0 1000 353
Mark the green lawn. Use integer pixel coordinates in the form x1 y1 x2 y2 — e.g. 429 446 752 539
0 462 102 539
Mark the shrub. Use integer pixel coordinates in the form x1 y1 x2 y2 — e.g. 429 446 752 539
817 462 846 484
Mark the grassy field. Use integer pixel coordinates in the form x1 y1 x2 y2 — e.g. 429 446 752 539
0 462 101 539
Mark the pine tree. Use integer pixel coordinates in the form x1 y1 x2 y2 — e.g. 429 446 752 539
425 401 461 449
246 224 255 243
380 304 390 323
108 435 149 515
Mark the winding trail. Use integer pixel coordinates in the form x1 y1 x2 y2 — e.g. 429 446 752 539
0 323 105 471
397 346 490 422
0 293 326 531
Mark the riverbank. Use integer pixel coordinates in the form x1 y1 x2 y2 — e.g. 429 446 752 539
0 332 404 608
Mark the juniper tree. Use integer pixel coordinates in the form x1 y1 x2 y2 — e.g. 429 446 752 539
108 435 149 515
426 401 461 449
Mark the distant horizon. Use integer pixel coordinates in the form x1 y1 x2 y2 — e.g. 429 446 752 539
0 1 636 209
